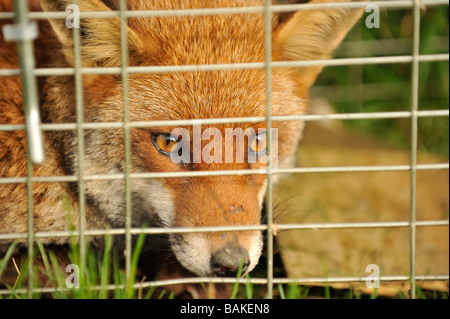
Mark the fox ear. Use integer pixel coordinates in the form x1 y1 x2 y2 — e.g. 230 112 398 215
39 0 142 67
273 0 365 94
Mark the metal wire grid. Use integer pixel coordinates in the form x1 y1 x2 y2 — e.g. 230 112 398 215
0 0 448 299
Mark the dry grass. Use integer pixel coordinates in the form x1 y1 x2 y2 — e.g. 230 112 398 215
276 119 449 297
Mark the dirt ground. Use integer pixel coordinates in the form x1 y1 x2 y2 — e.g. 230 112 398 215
275 116 449 297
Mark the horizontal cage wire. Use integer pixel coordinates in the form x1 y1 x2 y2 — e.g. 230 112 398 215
0 220 448 242
0 0 448 20
0 0 449 298
0 275 449 297
0 53 449 76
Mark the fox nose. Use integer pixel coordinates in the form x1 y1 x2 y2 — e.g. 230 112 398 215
211 246 250 277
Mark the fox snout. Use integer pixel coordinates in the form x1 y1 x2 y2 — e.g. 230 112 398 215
211 245 250 277
170 230 262 277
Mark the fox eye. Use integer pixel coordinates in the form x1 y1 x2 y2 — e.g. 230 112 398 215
249 132 267 156
152 133 180 156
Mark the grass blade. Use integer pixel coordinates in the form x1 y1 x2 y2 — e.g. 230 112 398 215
0 240 18 280
99 232 113 299
229 259 245 299
126 232 146 299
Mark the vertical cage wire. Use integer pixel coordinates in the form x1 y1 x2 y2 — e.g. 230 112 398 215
71 0 88 292
10 0 37 298
264 0 274 299
409 0 422 300
118 0 133 295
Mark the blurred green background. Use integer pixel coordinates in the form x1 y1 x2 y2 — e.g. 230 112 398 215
312 5 449 155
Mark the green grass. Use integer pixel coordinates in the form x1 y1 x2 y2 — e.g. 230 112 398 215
1 239 448 299
315 6 449 155
0 233 166 299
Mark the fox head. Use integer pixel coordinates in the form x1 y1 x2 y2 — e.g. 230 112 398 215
39 0 363 277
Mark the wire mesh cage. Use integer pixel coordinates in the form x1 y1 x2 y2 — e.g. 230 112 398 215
0 0 448 299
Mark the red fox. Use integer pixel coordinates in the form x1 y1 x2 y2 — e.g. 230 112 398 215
0 0 364 285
